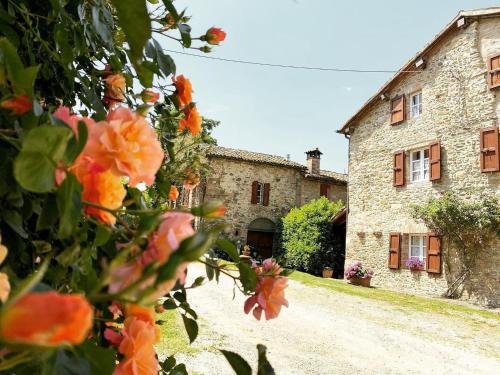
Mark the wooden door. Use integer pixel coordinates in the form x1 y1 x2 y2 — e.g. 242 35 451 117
246 231 274 259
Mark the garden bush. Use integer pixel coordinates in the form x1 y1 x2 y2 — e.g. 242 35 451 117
281 197 344 275
0 1 287 373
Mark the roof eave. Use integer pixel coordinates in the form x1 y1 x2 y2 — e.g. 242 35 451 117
336 9 500 134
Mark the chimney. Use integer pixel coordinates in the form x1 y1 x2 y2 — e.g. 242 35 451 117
305 148 322 175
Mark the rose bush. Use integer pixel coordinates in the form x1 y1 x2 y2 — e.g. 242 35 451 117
0 1 287 374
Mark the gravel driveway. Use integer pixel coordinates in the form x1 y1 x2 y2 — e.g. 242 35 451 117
172 263 500 375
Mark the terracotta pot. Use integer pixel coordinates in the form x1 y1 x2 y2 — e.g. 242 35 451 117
322 268 333 278
348 276 371 287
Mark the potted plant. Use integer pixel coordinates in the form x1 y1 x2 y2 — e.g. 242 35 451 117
322 266 333 278
344 261 373 287
406 258 425 271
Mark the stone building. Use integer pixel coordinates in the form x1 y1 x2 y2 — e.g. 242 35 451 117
199 145 347 259
338 8 500 306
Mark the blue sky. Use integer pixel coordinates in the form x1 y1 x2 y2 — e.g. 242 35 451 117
165 0 499 172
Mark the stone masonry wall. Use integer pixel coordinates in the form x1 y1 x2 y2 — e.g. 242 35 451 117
345 19 500 306
204 157 347 248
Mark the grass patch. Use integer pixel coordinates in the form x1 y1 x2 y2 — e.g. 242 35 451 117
155 309 200 356
289 270 499 322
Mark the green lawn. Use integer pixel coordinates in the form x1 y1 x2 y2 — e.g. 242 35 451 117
289 270 499 322
156 309 200 356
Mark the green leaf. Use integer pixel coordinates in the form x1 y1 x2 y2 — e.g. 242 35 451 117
56 242 81 267
54 349 91 375
178 24 191 48
190 276 205 288
37 195 58 231
153 40 176 77
32 240 52 254
220 350 252 375
77 340 116 375
54 24 73 65
64 121 88 164
170 364 188 375
1 209 28 238
13 126 73 193
161 0 180 21
110 0 151 63
257 344 275 375
56 173 83 239
162 298 177 310
238 262 257 293
181 315 198 343
160 356 176 372
216 239 240 262
94 224 112 246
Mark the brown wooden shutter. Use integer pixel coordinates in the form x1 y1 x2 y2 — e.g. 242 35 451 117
426 233 441 274
251 181 259 204
393 151 405 186
262 183 270 206
390 95 406 125
480 126 500 172
429 141 441 181
320 183 329 197
388 232 401 269
488 54 500 89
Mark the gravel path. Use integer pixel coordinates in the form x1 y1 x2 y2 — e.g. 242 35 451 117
173 263 500 375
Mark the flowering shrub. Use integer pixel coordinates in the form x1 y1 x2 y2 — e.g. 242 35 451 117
344 261 374 280
0 1 285 374
406 258 425 271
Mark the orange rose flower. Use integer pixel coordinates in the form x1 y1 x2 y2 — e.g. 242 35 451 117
0 273 9 303
168 186 179 201
141 89 160 104
183 169 200 190
173 75 193 107
73 159 126 225
178 106 202 136
124 304 155 326
143 212 195 264
244 275 288 321
53 106 96 137
114 317 159 375
104 73 126 108
0 292 93 346
205 27 226 45
86 107 164 186
1 95 32 115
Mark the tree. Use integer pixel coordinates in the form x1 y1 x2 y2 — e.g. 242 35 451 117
281 197 344 275
412 193 500 298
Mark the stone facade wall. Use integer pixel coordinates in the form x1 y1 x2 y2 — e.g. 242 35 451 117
203 157 346 247
345 19 500 306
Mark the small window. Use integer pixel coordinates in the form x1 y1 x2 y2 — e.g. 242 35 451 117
488 54 500 89
409 235 426 261
410 91 422 118
255 182 264 204
410 148 429 182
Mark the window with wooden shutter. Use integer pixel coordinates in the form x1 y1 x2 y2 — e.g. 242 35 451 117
426 233 441 274
263 183 270 206
488 54 500 89
393 151 405 186
390 95 406 125
251 181 259 204
320 183 329 197
480 126 500 172
429 141 441 181
388 232 401 269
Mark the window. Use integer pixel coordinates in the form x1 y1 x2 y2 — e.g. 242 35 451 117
410 148 429 182
488 54 500 89
409 235 426 261
255 182 264 204
410 91 422 118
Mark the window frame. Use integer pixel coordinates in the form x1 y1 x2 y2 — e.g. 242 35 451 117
409 234 427 262
409 148 430 183
410 91 422 118
255 182 264 204
488 53 500 90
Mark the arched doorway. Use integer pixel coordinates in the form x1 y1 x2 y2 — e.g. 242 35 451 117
246 218 275 260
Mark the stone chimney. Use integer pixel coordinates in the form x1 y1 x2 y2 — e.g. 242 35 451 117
305 148 322 175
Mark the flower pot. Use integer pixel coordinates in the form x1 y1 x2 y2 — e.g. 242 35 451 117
409 266 423 272
348 276 371 287
322 268 333 278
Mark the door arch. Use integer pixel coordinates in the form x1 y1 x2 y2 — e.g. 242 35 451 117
246 218 276 259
